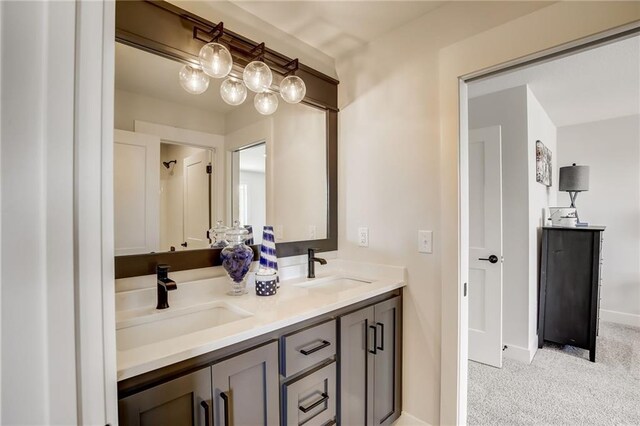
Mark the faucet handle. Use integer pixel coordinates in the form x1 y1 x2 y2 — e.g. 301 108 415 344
157 264 170 276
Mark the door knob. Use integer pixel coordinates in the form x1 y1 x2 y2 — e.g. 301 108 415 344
479 255 499 264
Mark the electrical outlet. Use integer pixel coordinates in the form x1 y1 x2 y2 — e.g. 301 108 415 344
309 225 317 240
275 225 284 240
418 230 433 253
358 227 369 247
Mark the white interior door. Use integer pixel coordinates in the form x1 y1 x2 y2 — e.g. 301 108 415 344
468 126 503 368
183 150 212 249
114 129 160 255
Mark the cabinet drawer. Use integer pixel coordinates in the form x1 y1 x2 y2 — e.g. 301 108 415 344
282 319 336 377
284 362 337 426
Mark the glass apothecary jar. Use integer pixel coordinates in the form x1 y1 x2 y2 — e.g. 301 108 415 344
220 221 254 295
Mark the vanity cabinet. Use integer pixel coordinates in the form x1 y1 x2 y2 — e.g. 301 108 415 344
117 291 402 426
211 341 280 425
118 368 212 426
339 296 402 426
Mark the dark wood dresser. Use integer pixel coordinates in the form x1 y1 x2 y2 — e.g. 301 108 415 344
538 225 605 362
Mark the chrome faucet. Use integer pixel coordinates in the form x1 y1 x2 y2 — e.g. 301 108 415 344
307 248 327 279
156 264 177 309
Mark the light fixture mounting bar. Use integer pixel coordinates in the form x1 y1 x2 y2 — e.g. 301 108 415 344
190 20 300 76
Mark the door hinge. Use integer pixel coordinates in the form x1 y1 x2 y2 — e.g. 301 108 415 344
464 282 467 297
206 164 212 174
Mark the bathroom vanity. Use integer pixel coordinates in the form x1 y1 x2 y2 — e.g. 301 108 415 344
116 260 404 425
110 2 403 424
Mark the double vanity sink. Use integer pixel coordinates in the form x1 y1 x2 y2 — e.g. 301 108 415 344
116 276 372 352
115 260 404 379
115 259 405 425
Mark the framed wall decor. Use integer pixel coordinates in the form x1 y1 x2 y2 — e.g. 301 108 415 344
536 140 552 187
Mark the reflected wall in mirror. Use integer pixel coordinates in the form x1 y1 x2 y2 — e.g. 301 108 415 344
113 42 328 255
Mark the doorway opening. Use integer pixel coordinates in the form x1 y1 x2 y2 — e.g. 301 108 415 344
460 29 640 424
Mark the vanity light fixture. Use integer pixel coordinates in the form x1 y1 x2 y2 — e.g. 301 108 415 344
254 91 279 115
199 42 233 78
243 61 273 93
178 64 209 94
220 77 248 106
184 21 307 113
280 75 306 104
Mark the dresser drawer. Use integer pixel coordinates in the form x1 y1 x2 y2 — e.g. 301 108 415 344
283 362 336 426
282 319 336 377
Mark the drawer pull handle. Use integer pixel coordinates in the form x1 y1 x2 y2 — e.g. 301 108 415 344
368 324 377 355
300 340 331 356
299 393 329 413
200 401 210 426
220 391 230 426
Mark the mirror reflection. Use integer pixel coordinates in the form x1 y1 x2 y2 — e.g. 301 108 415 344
113 42 328 255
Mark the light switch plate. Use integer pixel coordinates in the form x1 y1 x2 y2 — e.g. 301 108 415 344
358 227 369 247
418 230 433 253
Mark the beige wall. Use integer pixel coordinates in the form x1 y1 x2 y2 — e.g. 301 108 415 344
114 89 226 135
337 2 640 424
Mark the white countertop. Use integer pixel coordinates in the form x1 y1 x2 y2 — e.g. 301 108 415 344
116 259 406 380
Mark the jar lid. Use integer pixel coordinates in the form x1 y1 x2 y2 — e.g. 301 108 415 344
211 220 229 233
226 220 249 237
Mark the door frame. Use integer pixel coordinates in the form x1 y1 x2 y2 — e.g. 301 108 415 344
455 21 640 424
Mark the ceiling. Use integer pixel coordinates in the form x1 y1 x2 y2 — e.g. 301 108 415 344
469 35 640 128
231 1 446 59
115 42 234 114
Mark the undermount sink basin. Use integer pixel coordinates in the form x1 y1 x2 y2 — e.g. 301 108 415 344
116 303 251 351
294 277 372 294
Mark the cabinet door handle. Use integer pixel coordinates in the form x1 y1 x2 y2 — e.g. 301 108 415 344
368 324 377 355
220 391 230 426
200 401 210 426
300 340 331 355
299 392 329 413
376 322 384 351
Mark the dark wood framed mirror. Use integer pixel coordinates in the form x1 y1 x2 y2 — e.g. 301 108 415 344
113 0 338 278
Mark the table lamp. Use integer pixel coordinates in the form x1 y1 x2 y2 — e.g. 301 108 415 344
559 163 589 224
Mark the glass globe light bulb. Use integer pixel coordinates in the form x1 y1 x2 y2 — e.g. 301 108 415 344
243 61 273 93
198 42 233 78
279 75 306 104
178 65 209 95
220 78 247 106
254 91 279 115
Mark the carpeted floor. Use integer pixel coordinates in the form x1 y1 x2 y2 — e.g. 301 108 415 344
468 322 640 425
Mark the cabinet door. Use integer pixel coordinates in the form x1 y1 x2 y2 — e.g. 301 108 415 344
118 367 212 426
373 296 402 425
211 341 280 426
339 306 374 426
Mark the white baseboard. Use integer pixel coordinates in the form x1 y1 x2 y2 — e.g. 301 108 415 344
393 412 431 426
503 334 537 364
600 309 640 327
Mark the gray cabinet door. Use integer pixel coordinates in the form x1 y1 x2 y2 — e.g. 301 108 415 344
339 306 374 426
118 367 212 426
373 296 402 425
211 340 280 426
